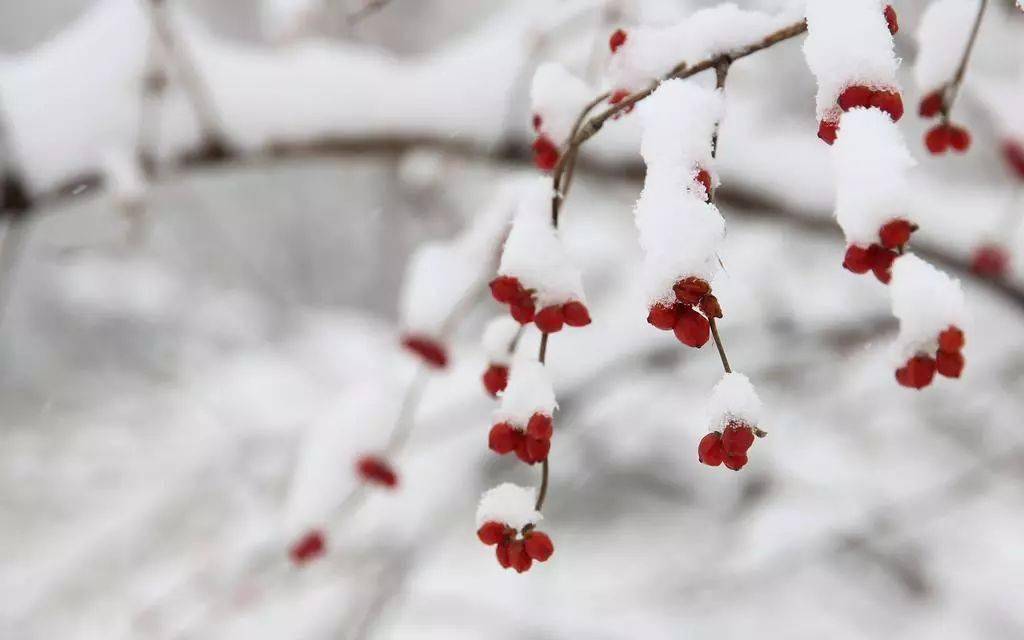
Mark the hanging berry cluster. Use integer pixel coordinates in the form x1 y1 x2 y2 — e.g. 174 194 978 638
476 483 552 573
699 373 766 472
895 326 965 389
646 277 722 348
842 219 916 284
919 90 971 155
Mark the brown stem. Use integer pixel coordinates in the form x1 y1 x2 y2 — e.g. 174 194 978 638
708 317 732 374
942 0 988 122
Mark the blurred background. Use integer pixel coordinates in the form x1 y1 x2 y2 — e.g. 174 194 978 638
1 1 1023 638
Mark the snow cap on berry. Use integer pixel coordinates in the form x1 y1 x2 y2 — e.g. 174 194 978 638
889 253 967 360
914 0 978 95
482 316 520 366
530 62 593 143
706 372 763 432
831 108 916 246
802 0 899 120
498 178 586 309
476 482 542 530
494 355 556 426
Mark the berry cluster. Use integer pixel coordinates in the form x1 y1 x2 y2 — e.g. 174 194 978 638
477 521 554 573
531 115 560 171
895 325 965 389
289 529 326 566
646 277 721 348
489 412 553 465
355 455 398 488
842 219 916 284
489 275 591 332
400 334 447 368
698 421 756 471
818 84 904 145
971 243 1009 279
482 363 510 397
919 90 971 155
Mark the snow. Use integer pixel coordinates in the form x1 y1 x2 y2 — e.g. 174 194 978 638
101 147 145 208
634 79 725 303
831 107 916 246
914 0 978 94
493 356 556 426
530 62 592 143
705 372 764 432
802 0 899 119
475 482 541 530
889 253 967 359
482 316 520 365
497 177 586 308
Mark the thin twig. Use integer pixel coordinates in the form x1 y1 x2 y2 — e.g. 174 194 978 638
942 0 988 121
347 0 393 27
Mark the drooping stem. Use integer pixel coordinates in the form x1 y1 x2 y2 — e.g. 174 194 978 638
709 317 732 374
942 0 988 121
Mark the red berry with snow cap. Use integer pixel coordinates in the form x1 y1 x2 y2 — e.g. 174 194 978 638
721 422 755 456
695 168 713 201
562 301 592 327
698 432 725 467
870 90 904 122
895 355 936 389
938 326 965 354
490 276 522 304
818 120 839 145
526 412 553 440
609 28 627 53
838 85 873 111
524 530 554 562
647 303 678 330
674 277 711 306
843 245 872 274
489 422 521 455
878 219 915 249
289 529 326 565
674 307 710 348
534 305 565 333
482 364 509 397
477 521 510 546
699 294 723 319
868 245 897 284
356 455 398 488
884 5 899 34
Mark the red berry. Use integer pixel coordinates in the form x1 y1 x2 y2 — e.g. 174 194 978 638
868 245 897 284
562 300 591 327
673 277 711 305
400 335 447 368
609 28 627 53
695 168 713 201
895 355 936 389
949 125 971 152
532 113 542 132
356 455 398 488
971 244 1009 278
534 305 565 334
647 302 678 331
698 432 724 467
938 326 965 353
818 119 839 145
532 136 559 171
482 364 509 397
843 244 873 274
489 275 522 304
699 294 723 319
674 307 710 348
608 89 635 118
489 422 520 455
838 85 873 111
936 350 965 378
870 90 904 122
526 436 550 463
289 529 326 565
524 531 554 562
495 540 512 568
878 219 915 249
508 540 533 573
925 125 951 154
919 90 944 118
510 299 536 324
721 423 755 456
477 521 508 546
1002 141 1024 179
884 4 898 34
526 413 553 440
723 452 748 471
515 437 536 464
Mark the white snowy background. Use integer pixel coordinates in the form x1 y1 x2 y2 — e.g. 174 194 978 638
2 0 1024 638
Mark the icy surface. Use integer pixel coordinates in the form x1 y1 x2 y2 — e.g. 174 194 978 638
475 482 541 530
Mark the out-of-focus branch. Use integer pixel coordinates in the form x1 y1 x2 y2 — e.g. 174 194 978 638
942 0 988 121
346 0 394 27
